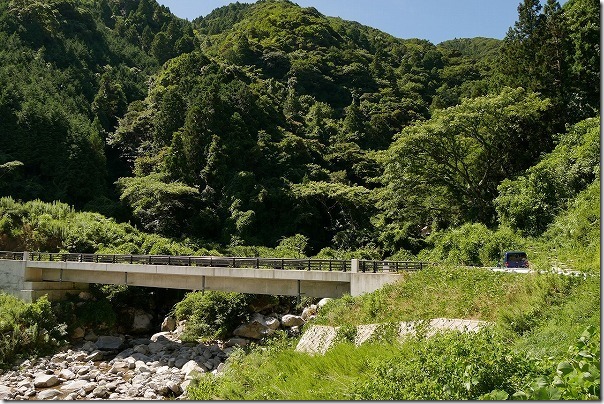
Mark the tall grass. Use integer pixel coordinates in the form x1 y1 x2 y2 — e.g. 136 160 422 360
312 265 580 328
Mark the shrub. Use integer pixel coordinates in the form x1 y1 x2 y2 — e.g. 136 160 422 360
0 294 67 368
353 329 536 400
174 291 251 341
484 326 600 400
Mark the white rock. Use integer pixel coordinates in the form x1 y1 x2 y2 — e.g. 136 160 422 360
156 365 171 374
60 380 89 392
0 385 13 400
301 305 317 320
131 309 153 333
78 291 93 300
317 298 332 308
135 361 151 373
37 389 62 399
59 369 76 380
86 350 104 361
33 374 59 388
150 332 172 343
91 385 109 398
281 314 305 327
181 360 205 378
265 316 280 330
144 390 158 399
109 361 129 374
180 379 193 393
167 380 181 394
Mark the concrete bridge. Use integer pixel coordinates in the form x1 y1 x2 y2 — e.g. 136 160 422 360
0 251 427 302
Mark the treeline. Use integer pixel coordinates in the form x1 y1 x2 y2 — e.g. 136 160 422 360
0 0 599 257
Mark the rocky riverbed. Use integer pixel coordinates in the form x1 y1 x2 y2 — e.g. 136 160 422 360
0 330 233 400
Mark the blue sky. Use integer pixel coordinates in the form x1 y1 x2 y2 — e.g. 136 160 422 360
156 0 567 44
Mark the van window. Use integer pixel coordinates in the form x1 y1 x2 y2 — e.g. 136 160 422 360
503 251 528 268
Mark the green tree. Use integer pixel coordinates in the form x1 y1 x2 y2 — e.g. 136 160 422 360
116 173 201 237
378 88 551 250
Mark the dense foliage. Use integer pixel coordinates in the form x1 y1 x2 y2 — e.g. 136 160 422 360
0 294 66 368
1 0 597 256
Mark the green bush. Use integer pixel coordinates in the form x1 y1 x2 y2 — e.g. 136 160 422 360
174 291 251 341
353 329 535 400
0 294 67 368
484 326 600 400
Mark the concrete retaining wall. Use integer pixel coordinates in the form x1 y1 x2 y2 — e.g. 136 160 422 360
0 259 26 299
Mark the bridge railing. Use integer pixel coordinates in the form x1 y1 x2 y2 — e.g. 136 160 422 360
0 251 426 273
0 251 24 260
24 252 353 272
359 260 427 273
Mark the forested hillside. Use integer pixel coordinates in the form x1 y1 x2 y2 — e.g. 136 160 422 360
0 0 599 258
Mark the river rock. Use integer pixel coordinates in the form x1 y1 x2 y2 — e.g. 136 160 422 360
233 313 276 339
71 327 85 339
301 305 317 320
110 361 130 374
96 335 124 350
181 360 205 378
225 337 249 347
281 314 305 327
59 368 76 380
82 341 97 352
150 331 173 343
130 309 153 333
0 385 13 400
84 330 97 342
167 380 182 394
161 316 177 332
33 374 59 388
87 350 104 361
60 379 89 392
37 389 62 399
317 298 332 308
133 344 149 354
91 385 109 398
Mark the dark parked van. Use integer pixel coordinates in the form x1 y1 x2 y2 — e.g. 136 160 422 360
500 251 529 268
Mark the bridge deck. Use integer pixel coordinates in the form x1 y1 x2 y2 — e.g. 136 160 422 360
0 251 427 301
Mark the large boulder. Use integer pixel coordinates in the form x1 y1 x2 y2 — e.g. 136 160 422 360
96 335 125 350
130 309 153 333
317 298 332 308
0 385 13 400
33 374 59 388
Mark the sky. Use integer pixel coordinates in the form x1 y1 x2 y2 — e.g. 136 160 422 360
156 0 567 44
